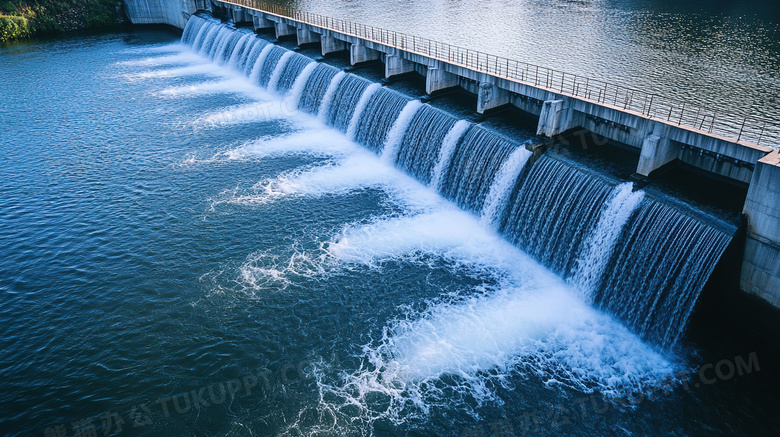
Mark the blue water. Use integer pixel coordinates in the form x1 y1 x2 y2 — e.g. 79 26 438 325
0 25 778 436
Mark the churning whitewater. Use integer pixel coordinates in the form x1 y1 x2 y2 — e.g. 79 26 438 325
119 14 734 432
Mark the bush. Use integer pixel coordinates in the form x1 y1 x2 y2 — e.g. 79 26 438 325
0 1 16 14
0 0 122 42
0 14 30 42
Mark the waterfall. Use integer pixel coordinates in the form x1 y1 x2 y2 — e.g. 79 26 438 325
350 88 410 153
182 15 207 46
227 33 252 69
393 105 458 184
380 100 423 164
249 44 273 83
288 62 318 109
189 20 211 51
274 54 315 95
318 71 346 122
298 64 340 115
242 39 269 76
480 146 532 228
430 120 470 192
347 83 382 141
197 25 220 56
570 183 645 302
255 46 288 87
501 155 614 276
500 154 732 348
439 126 519 213
268 51 294 93
595 201 731 348
321 74 372 132
179 15 733 349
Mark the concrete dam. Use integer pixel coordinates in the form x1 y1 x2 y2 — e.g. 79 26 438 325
123 0 780 345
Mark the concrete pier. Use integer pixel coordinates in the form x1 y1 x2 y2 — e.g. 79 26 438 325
349 43 381 65
296 28 319 46
274 21 295 39
425 62 458 95
477 80 510 113
320 34 346 56
742 151 780 307
637 124 677 176
385 53 414 78
250 11 273 30
537 100 574 137
123 0 780 310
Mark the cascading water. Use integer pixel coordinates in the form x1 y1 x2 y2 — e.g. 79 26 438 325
346 83 383 141
430 120 470 192
322 74 372 132
394 105 458 184
249 44 274 84
501 154 615 276
595 201 732 348
439 126 521 213
241 39 270 76
273 53 315 95
571 182 645 301
380 100 422 164
502 153 732 348
226 33 252 69
267 51 294 93
480 146 532 228
288 62 318 108
298 64 340 115
255 46 287 87
350 88 410 152
180 13 734 353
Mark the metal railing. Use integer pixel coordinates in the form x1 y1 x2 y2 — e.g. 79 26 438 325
224 0 778 148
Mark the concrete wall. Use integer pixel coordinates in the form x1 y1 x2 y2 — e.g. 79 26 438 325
124 0 200 29
741 151 780 307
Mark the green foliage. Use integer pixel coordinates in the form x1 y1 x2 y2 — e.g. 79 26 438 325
0 2 17 14
0 0 122 42
0 14 30 42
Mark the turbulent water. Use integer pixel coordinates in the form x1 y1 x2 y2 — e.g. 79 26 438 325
1 14 777 437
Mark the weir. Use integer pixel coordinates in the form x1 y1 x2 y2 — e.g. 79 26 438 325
124 5 780 338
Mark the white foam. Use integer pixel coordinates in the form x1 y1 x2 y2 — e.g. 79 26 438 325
313 207 680 428
121 43 188 54
235 128 357 159
381 100 423 164
346 83 382 141
118 51 203 67
125 63 226 80
318 71 346 122
570 183 645 301
156 77 259 97
430 120 470 192
267 51 294 94
249 44 274 84
287 62 318 109
480 145 532 228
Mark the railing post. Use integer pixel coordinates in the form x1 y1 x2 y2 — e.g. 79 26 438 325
737 118 746 142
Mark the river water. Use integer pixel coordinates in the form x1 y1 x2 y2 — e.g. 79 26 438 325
0 6 778 437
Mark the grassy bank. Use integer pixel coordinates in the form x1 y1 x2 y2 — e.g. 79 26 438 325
0 0 125 42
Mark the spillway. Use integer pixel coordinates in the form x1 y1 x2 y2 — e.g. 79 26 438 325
181 13 733 352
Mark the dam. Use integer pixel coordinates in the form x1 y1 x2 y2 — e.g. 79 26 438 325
125 0 780 311
3 1 780 435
